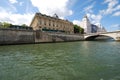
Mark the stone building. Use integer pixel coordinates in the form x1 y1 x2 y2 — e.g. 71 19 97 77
80 15 106 34
30 13 74 34
80 15 91 33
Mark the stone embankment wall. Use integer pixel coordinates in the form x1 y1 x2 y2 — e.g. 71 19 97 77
0 29 35 45
0 29 84 45
34 31 84 43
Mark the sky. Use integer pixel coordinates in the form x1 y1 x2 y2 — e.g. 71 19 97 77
0 0 120 32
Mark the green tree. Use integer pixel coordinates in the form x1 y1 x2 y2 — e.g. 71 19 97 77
21 24 28 27
0 22 2 28
74 25 79 33
79 27 84 34
2 22 12 28
74 25 84 34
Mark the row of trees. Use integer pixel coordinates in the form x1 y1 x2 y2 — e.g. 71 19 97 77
74 25 84 34
0 22 28 28
0 22 12 28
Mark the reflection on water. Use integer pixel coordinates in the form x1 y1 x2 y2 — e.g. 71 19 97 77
0 41 120 80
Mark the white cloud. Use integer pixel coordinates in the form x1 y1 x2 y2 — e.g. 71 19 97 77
10 13 34 25
0 7 34 25
101 0 119 15
84 2 95 13
113 5 120 11
113 11 120 16
9 0 18 4
73 20 81 25
84 5 93 13
78 0 94 8
19 2 24 6
111 24 120 27
104 0 118 8
86 13 102 24
82 0 120 25
82 2 103 24
30 0 73 18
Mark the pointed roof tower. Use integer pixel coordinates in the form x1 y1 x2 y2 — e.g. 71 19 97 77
83 15 90 22
84 15 88 18
80 14 91 33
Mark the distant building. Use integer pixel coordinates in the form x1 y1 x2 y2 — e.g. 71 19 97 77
80 15 106 34
30 13 74 34
95 23 106 33
91 24 98 33
10 25 33 30
80 15 91 33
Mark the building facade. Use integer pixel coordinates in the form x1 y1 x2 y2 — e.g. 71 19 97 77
30 13 74 34
80 15 106 34
80 15 91 33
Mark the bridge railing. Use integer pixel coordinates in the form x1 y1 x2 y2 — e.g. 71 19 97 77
84 31 120 36
84 33 100 36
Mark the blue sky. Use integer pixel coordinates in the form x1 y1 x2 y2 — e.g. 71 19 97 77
0 0 120 32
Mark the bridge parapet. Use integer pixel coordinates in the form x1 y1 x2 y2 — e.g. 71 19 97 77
84 31 120 41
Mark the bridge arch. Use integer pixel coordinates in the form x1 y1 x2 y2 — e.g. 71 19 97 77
85 35 115 40
85 34 116 40
84 31 120 41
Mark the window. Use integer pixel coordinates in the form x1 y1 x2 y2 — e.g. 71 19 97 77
44 21 46 25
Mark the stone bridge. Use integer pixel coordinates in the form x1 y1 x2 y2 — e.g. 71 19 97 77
84 31 120 41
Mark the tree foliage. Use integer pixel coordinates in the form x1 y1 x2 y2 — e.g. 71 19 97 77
0 22 29 29
0 22 12 28
21 24 28 27
74 25 84 34
79 27 84 34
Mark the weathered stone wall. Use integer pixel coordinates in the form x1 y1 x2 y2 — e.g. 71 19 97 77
0 29 35 45
34 31 84 43
34 31 53 43
0 29 84 45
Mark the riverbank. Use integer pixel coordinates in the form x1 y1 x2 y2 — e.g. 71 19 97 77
0 29 84 45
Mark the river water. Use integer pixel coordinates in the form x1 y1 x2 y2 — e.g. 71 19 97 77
0 41 120 80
